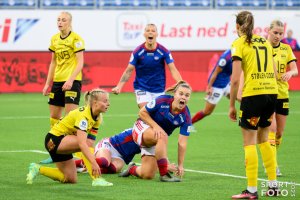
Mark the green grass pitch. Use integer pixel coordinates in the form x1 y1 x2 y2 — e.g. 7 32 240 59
0 92 299 200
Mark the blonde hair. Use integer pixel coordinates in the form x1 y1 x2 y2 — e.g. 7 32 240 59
144 23 157 32
269 20 284 30
84 88 109 106
165 80 192 93
84 88 109 122
236 11 254 45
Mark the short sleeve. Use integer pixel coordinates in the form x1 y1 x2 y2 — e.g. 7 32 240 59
145 99 159 113
73 35 85 53
287 45 297 63
165 51 174 65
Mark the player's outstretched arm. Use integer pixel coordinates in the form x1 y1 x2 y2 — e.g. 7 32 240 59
112 64 135 94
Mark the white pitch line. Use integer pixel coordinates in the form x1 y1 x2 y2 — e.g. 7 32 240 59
1 111 300 120
1 149 299 186
184 169 300 186
0 150 48 154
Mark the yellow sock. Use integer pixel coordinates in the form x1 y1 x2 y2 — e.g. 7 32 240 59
244 145 258 187
258 142 276 181
82 155 97 180
268 131 277 167
40 166 66 182
74 152 82 159
50 118 59 128
74 147 94 159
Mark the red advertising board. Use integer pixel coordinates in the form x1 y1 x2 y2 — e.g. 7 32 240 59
0 51 299 93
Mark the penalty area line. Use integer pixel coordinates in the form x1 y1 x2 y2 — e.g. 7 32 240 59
1 150 298 186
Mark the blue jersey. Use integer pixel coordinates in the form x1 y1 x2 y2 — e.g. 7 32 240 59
129 43 174 93
208 49 232 88
145 95 192 136
109 128 141 164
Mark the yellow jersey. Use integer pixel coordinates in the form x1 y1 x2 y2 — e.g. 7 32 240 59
231 34 278 97
50 105 100 140
273 42 297 99
49 31 85 82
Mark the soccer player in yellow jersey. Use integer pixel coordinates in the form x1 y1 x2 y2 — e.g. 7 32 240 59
26 88 113 187
42 11 85 128
267 20 298 177
229 11 279 199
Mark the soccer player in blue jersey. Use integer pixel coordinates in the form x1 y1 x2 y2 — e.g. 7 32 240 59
75 128 177 174
93 128 140 173
192 49 232 124
112 23 182 108
119 81 193 182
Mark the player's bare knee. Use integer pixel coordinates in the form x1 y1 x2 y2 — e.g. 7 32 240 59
141 173 155 180
143 137 157 147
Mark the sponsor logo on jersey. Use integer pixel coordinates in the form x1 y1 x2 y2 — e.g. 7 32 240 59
154 56 159 60
79 119 88 130
147 99 156 108
161 105 169 108
280 46 287 50
218 58 227 67
179 114 184 123
281 54 287 59
147 53 154 56
75 41 83 48
173 120 179 125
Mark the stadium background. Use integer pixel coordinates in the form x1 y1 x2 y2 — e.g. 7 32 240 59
1 1 300 93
